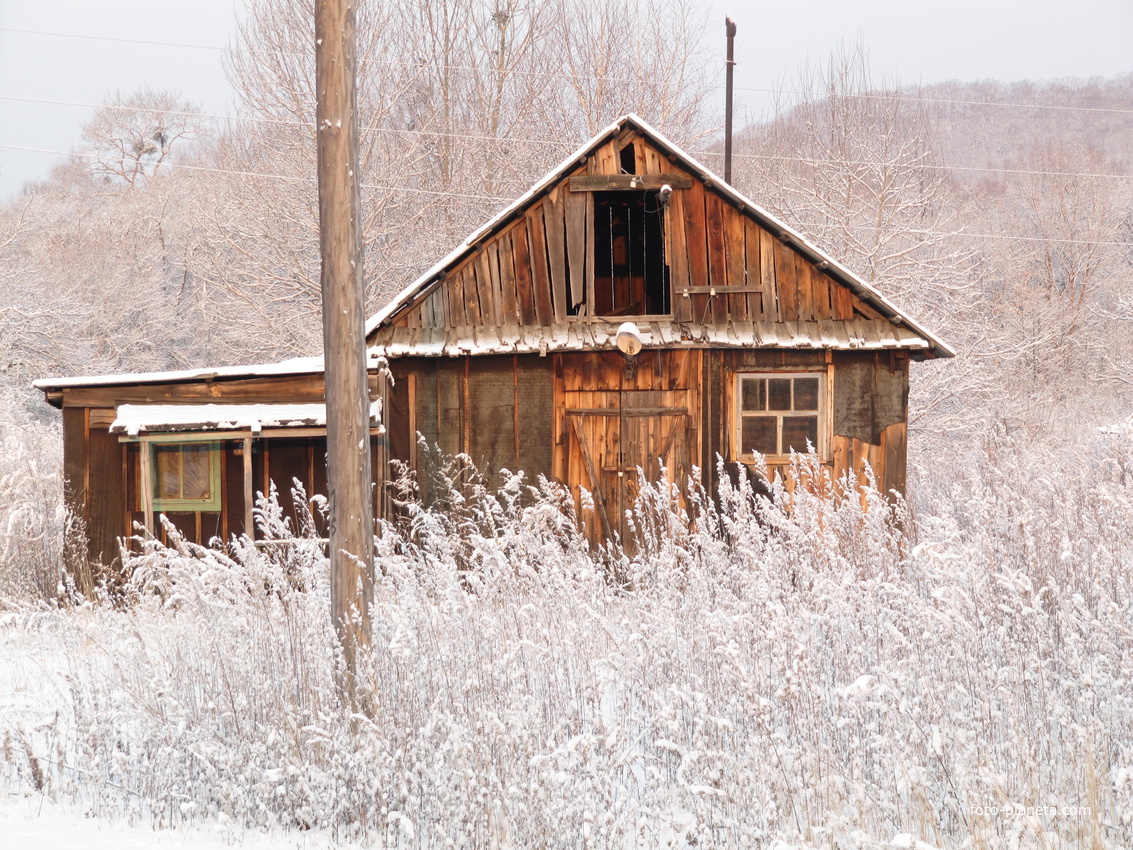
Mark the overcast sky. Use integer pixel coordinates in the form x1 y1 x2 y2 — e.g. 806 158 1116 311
2 0 1132 200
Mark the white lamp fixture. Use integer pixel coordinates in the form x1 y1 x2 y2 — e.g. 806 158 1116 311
615 321 643 357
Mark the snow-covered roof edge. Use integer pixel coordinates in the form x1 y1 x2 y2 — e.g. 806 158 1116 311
33 356 330 391
365 114 955 359
110 401 383 436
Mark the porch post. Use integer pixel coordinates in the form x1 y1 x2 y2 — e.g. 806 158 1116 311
139 441 155 538
243 436 255 539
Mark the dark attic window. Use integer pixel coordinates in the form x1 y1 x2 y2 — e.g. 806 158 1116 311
593 190 670 317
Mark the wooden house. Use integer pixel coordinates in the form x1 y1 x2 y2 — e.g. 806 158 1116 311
369 115 951 541
37 114 951 570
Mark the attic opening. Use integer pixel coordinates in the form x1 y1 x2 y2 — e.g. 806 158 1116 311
619 143 636 174
593 190 670 317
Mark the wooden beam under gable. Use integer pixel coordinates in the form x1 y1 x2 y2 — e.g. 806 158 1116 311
569 174 693 191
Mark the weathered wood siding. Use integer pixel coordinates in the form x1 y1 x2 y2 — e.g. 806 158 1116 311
371 131 886 345
386 355 555 504
59 371 384 568
704 350 908 500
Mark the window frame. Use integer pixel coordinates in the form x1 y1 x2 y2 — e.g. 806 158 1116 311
144 440 223 512
589 189 672 319
733 371 828 463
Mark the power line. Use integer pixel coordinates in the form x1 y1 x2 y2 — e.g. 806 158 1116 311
4 141 1131 249
720 148 1133 182
4 24 1133 118
4 94 1132 185
0 143 506 201
735 85 1133 117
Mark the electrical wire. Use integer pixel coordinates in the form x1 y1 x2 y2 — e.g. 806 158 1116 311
1 151 1130 248
0 143 506 201
3 93 1131 185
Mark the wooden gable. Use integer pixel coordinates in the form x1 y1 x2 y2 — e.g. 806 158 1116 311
368 116 951 360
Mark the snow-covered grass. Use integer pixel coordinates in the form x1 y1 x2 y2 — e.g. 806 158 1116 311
3 438 1133 848
0 393 82 607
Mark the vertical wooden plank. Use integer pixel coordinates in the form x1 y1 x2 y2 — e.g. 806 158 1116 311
544 191 569 319
480 244 501 326
513 357 521 469
462 262 482 326
525 208 554 325
565 188 587 312
794 251 814 321
498 230 519 325
509 224 536 325
551 355 565 482
407 373 417 471
775 240 798 321
643 142 662 175
743 217 763 321
633 138 647 175
426 289 445 329
759 228 778 322
668 186 691 322
705 191 729 325
881 421 907 497
595 143 617 175
833 280 854 320
725 207 747 321
88 424 125 565
684 180 710 320
811 270 832 321
63 406 88 531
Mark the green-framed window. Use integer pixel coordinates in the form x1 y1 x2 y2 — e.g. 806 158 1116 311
146 441 222 512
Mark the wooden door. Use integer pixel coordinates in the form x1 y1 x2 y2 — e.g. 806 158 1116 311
567 392 689 545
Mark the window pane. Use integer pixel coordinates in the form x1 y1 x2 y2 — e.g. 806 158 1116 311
741 377 765 411
782 416 818 454
768 379 791 411
742 416 777 455
794 377 819 410
181 445 213 500
154 445 182 499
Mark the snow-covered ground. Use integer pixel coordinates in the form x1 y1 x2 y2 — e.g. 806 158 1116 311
0 793 358 849
3 448 1133 848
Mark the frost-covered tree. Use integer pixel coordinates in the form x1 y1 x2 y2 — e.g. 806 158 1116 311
80 87 204 187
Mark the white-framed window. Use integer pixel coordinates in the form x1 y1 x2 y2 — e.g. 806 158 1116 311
734 372 825 461
144 441 222 512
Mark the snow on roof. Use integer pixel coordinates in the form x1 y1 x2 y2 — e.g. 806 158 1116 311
370 318 934 359
364 114 954 359
110 401 383 437
33 356 331 392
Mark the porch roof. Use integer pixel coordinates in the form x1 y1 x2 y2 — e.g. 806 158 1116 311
110 402 382 437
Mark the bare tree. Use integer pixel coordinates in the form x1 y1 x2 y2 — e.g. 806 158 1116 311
80 88 204 187
547 0 715 143
733 44 984 448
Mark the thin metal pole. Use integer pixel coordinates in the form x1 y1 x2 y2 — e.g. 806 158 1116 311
725 16 737 185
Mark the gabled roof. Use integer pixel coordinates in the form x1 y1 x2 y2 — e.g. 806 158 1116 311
366 114 954 359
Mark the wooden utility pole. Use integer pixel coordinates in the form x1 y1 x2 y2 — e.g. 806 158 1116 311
315 0 373 699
